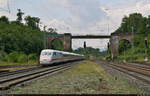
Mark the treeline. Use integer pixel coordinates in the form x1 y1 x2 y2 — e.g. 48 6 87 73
0 17 44 54
0 9 107 63
112 13 150 62
0 9 58 63
74 47 107 59
114 13 150 35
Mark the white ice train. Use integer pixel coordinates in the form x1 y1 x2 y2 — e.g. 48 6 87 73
40 49 84 66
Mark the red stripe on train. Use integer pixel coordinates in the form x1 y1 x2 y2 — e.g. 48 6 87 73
40 60 51 62
40 58 72 62
52 58 71 61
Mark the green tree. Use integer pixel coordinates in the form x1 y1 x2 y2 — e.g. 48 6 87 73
48 28 57 34
16 9 24 23
118 40 131 54
51 39 64 51
24 16 40 29
115 13 144 34
112 13 150 62
0 16 44 54
74 47 105 59
0 16 9 23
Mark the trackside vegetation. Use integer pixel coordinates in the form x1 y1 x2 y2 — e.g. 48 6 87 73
8 61 145 94
0 9 107 65
0 9 105 65
109 13 150 62
0 9 62 65
74 47 107 59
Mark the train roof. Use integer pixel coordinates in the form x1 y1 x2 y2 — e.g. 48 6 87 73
41 49 84 56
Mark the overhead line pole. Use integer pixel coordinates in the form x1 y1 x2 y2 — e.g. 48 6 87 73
43 25 47 49
7 0 11 13
131 26 134 60
107 15 109 35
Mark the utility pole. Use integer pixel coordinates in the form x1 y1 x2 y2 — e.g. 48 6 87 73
108 17 109 34
107 42 110 55
123 43 126 62
43 25 47 49
7 0 11 13
144 37 148 61
144 24 149 62
84 41 87 52
131 26 134 60
84 41 87 58
104 8 110 35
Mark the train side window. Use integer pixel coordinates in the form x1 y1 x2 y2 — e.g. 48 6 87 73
53 52 56 56
60 53 63 57
58 53 61 57
57 53 59 56
42 52 47 56
48 53 51 55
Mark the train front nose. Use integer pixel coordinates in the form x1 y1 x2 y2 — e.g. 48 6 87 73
40 57 51 64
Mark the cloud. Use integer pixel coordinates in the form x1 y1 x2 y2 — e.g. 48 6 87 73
0 0 7 7
99 0 150 34
42 0 150 50
0 0 16 20
0 0 10 13
45 0 106 35
48 0 69 8
1 0 150 50
136 0 150 16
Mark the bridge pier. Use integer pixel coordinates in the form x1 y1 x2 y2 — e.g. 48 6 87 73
46 33 72 52
64 33 72 52
110 33 134 59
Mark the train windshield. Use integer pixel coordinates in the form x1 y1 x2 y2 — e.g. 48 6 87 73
41 52 51 56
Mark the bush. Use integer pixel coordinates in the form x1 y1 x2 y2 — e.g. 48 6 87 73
7 51 19 62
1 51 38 63
2 55 9 62
28 53 37 61
0 51 7 61
17 54 28 63
105 55 111 61
2 52 29 63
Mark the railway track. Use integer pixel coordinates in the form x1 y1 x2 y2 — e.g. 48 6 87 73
0 62 79 90
0 65 37 69
105 61 150 85
95 60 150 92
0 66 41 77
124 63 150 70
132 62 150 67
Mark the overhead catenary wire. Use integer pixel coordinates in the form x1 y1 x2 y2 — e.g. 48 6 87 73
26 0 53 26
7 0 10 13
0 0 17 20
0 0 10 13
1 0 109 50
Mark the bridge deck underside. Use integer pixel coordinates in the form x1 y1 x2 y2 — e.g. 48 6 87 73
72 36 111 39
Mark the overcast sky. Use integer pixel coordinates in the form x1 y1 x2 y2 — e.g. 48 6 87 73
0 0 150 51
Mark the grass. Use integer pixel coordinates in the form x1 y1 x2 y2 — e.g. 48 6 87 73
115 47 150 63
0 60 38 66
7 60 146 94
